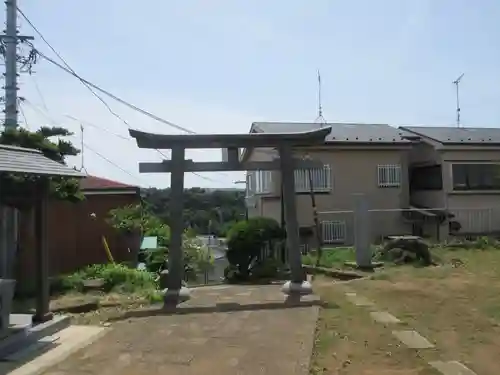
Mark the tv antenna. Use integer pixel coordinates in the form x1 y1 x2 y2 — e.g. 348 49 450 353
315 70 327 125
452 73 464 127
79 123 88 173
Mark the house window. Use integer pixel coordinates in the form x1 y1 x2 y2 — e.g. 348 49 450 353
294 165 331 192
253 170 273 194
377 164 401 187
321 220 346 243
410 165 443 191
452 163 500 191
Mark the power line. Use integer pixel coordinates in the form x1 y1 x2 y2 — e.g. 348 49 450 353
65 115 131 141
30 104 222 184
17 7 230 185
21 97 148 185
18 98 29 129
16 6 131 128
32 45 195 134
83 141 147 186
30 74 48 111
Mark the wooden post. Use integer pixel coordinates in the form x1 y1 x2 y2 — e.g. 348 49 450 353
33 179 52 323
163 145 190 305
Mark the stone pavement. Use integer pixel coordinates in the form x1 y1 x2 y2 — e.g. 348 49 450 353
41 284 321 375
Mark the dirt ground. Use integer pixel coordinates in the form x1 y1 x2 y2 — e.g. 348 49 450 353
312 248 500 375
13 292 156 325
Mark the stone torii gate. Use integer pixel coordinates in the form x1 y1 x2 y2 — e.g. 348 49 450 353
129 127 331 305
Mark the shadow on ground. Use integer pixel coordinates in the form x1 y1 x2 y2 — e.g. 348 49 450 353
108 296 328 322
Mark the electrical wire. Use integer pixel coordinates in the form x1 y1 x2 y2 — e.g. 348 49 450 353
26 101 222 184
30 74 48 111
32 45 195 134
18 99 30 129
83 141 148 186
17 7 231 185
34 51 230 183
20 97 59 125
17 6 132 128
65 115 131 141
20 98 146 185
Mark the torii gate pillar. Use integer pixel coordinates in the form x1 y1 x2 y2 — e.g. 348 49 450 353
279 144 312 294
129 127 331 305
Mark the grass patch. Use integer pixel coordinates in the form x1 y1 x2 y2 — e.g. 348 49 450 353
312 245 500 375
311 279 439 375
11 263 165 324
303 247 356 268
52 263 159 294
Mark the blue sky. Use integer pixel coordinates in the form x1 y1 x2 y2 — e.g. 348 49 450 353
15 0 500 188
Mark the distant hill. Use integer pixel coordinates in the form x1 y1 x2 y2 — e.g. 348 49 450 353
141 187 246 236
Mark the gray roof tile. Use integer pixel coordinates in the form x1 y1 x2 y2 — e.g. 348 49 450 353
400 126 500 144
0 144 85 177
252 122 410 144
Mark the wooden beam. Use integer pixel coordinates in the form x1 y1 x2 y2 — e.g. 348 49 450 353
138 159 324 173
129 127 331 149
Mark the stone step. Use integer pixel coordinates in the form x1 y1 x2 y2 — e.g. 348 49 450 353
4 335 60 362
0 315 70 359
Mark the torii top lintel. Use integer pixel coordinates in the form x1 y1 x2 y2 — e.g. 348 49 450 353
128 127 331 149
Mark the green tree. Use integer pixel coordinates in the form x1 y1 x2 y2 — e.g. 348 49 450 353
225 217 284 279
142 187 246 236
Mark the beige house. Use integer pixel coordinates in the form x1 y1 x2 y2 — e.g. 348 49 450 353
244 123 500 245
401 126 500 236
243 122 414 246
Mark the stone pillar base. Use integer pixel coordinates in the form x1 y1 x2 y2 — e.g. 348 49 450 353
281 280 313 296
33 311 53 323
162 286 191 306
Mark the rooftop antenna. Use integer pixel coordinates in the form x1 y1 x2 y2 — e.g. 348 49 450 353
315 70 327 126
453 73 464 128
79 123 88 173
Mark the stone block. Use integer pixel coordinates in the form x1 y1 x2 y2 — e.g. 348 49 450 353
428 361 476 375
392 330 434 349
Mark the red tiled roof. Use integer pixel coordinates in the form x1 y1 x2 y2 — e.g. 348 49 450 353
80 175 138 191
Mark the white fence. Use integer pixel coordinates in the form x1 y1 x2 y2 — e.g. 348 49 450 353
317 206 500 246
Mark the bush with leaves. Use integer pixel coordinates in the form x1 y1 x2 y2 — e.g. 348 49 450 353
53 263 157 293
108 204 213 281
225 217 284 281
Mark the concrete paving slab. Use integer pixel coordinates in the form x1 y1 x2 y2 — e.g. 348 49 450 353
345 293 374 306
370 311 401 324
392 330 434 349
1 325 108 375
429 361 477 375
35 284 320 375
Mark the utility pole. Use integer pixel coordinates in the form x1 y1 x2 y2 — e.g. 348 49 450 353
452 73 464 128
0 0 33 280
2 0 33 128
3 0 19 128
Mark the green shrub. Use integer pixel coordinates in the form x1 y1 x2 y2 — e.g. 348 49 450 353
226 217 284 280
223 264 246 284
50 272 85 294
57 263 157 293
250 258 284 280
